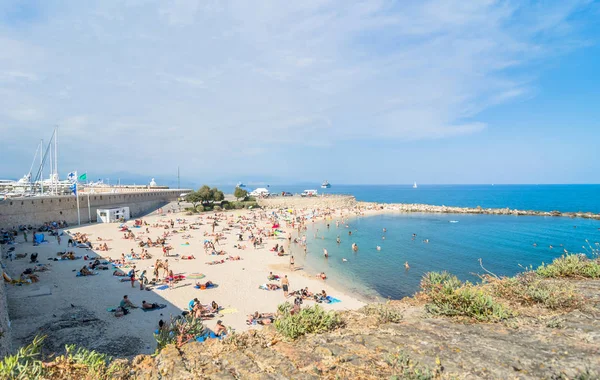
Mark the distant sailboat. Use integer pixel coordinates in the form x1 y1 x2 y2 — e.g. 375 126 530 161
413 182 418 189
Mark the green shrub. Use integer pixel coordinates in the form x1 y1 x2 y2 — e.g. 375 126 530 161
213 205 222 211
203 205 213 212
154 315 206 351
0 336 118 379
275 303 343 340
487 273 584 310
422 275 513 322
420 271 462 295
536 254 600 278
0 335 44 379
360 303 403 323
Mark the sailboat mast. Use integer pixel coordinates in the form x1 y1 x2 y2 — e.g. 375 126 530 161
40 139 44 195
54 126 58 194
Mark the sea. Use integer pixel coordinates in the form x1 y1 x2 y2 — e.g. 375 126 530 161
257 184 600 301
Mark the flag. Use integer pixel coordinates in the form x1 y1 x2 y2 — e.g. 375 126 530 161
78 173 87 181
70 183 77 195
67 171 77 183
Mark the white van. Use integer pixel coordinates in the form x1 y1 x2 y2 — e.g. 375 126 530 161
301 189 318 197
250 188 270 197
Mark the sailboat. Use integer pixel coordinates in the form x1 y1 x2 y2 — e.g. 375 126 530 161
413 182 418 189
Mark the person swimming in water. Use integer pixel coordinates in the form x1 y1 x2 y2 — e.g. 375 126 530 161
336 236 340 244
404 261 410 269
323 248 328 258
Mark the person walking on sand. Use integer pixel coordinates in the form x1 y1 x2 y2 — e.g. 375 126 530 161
163 259 169 278
289 256 295 271
57 234 61 245
23 231 28 242
282 275 290 297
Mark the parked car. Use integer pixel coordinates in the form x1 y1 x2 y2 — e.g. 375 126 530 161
283 192 293 197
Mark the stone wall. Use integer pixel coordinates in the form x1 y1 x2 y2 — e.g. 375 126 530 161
0 190 188 228
0 261 11 357
257 195 356 209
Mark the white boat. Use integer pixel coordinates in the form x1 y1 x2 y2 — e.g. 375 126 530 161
413 182 418 189
236 182 246 188
321 180 331 189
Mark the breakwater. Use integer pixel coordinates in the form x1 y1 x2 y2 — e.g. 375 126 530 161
257 195 357 209
358 202 600 220
0 189 189 228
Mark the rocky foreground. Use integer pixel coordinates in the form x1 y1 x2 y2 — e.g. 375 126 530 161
47 280 598 380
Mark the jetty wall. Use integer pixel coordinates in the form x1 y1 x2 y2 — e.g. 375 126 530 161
0 190 188 228
257 195 356 209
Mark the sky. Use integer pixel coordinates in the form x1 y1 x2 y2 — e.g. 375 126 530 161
1 0 599 186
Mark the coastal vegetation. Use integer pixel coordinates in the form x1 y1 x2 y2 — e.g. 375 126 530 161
535 253 600 279
233 187 249 201
420 273 513 322
184 185 225 211
419 253 597 321
275 302 343 340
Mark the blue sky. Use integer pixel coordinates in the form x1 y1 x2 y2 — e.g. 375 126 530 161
0 1 599 185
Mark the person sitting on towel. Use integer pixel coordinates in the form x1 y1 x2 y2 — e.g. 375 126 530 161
29 252 38 263
142 300 161 310
209 301 219 313
120 295 138 310
80 265 93 276
61 251 75 260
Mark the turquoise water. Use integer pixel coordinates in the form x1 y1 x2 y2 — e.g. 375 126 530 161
239 184 600 213
292 213 600 300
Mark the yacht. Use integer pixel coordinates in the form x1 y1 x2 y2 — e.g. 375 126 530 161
413 182 418 189
236 182 246 188
321 180 331 189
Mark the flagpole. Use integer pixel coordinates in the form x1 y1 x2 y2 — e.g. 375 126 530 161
76 183 81 226
87 191 91 223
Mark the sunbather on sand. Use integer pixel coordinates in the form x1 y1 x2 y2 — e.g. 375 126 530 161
206 259 225 265
80 266 93 276
142 300 161 310
227 255 241 261
267 272 280 280
196 281 214 289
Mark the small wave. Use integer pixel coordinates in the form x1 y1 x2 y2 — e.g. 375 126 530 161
449 220 459 223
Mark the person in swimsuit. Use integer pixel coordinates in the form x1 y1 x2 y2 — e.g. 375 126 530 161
282 275 289 297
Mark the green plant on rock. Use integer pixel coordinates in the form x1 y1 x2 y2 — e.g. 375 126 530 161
275 303 343 340
421 272 512 322
0 335 44 379
536 254 600 279
487 273 584 310
359 303 403 323
154 315 206 350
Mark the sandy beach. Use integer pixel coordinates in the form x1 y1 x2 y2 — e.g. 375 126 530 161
4 202 365 356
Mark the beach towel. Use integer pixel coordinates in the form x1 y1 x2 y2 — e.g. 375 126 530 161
155 285 169 290
326 296 341 304
142 304 167 312
34 234 45 244
180 243 190 246
187 273 205 279
219 308 238 315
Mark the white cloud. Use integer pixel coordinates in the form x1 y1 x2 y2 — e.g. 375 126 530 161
0 0 594 178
